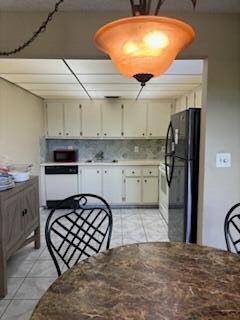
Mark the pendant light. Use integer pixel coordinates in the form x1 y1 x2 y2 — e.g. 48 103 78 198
94 0 196 86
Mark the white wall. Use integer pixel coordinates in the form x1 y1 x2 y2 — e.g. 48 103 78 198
0 11 239 250
0 78 44 175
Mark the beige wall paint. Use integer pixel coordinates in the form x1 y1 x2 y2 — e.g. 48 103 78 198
0 79 44 175
0 11 240 249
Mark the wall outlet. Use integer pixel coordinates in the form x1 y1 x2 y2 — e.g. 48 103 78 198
134 146 139 153
67 146 74 150
216 153 231 168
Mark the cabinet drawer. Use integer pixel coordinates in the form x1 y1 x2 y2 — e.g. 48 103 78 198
142 167 158 177
125 168 141 177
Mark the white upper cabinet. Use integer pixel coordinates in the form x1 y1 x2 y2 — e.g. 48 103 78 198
123 101 147 138
195 86 202 108
46 102 64 137
81 101 101 138
175 95 187 113
147 102 171 138
64 103 81 137
101 100 122 138
187 91 195 108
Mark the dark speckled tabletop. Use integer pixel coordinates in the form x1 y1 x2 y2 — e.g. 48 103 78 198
31 242 240 320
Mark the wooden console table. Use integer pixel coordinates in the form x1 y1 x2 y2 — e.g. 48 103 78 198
0 176 40 297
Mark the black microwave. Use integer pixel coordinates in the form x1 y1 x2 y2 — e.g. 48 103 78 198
53 149 78 162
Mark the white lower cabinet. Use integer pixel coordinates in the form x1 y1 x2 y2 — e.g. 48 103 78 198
125 177 142 203
81 168 102 201
142 177 159 203
43 165 159 207
103 168 123 204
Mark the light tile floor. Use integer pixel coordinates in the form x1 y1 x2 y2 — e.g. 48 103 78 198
0 208 168 320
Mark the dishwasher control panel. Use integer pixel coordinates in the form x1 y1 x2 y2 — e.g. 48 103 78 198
45 166 78 175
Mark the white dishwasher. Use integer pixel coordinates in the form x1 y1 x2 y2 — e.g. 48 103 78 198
45 165 79 208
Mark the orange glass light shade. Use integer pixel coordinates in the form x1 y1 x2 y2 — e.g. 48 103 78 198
94 16 195 80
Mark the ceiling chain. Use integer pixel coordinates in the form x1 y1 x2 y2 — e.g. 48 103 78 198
130 0 197 16
0 0 65 56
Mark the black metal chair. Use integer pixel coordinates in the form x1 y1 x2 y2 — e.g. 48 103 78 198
224 203 240 254
45 194 113 276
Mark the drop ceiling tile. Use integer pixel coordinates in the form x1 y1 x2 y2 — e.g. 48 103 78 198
140 91 183 99
150 75 202 84
31 90 89 98
144 84 199 91
90 91 138 99
165 60 203 75
85 84 140 91
18 83 83 91
0 59 70 74
0 74 78 84
77 74 136 84
65 60 119 74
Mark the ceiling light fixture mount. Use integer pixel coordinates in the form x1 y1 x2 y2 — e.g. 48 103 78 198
95 0 197 86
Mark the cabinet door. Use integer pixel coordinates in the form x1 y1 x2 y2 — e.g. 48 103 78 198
125 177 141 203
2 197 24 254
64 103 81 137
46 102 64 137
142 177 159 204
175 96 187 113
102 101 122 138
45 175 78 200
147 102 171 138
82 101 101 138
123 102 147 138
187 91 195 108
103 168 123 204
81 168 102 198
23 183 39 235
195 86 202 108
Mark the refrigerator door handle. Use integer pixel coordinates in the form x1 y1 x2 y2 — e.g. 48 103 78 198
165 156 175 188
165 122 175 156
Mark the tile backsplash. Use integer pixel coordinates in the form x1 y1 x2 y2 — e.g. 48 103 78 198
44 139 165 162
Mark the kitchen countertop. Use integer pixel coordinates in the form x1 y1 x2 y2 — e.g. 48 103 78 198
40 160 161 166
31 242 240 320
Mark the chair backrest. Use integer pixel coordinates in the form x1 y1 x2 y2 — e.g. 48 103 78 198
45 194 113 276
224 203 240 254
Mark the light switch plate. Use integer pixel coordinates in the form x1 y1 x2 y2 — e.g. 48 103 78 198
216 153 231 168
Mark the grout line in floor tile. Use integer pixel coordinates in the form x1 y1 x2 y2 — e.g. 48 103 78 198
138 209 148 242
0 299 11 320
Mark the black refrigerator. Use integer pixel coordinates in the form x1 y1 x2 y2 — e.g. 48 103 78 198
164 108 201 243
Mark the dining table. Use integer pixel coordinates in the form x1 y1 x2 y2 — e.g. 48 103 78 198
31 242 240 320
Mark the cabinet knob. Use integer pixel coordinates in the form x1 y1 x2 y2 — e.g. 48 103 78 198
132 171 135 174
149 171 152 174
97 133 100 136
66 133 69 136
137 179 140 183
105 170 107 174
149 133 152 136
142 133 145 136
97 170 100 174
80 131 82 136
144 179 147 183
59 132 62 135
104 133 107 136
